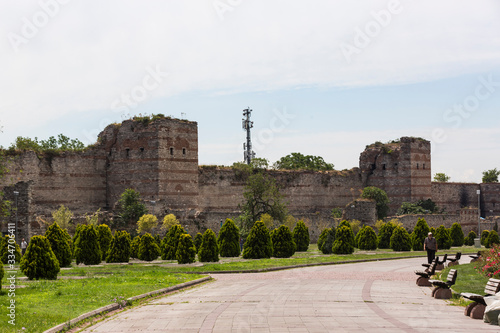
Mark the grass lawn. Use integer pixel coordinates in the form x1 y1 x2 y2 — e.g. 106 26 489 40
439 263 490 296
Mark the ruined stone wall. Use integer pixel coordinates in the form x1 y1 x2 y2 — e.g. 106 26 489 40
431 182 479 214
480 183 500 217
342 199 377 225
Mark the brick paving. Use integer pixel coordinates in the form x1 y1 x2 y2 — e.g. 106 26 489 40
81 258 500 332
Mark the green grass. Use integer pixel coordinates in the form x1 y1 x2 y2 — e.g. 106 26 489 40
438 263 489 295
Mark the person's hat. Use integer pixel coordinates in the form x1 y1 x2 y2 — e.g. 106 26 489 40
428 232 432 235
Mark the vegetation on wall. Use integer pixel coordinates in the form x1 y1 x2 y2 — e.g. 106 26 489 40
361 186 389 219
7 134 86 154
483 168 500 183
116 189 147 226
273 152 334 171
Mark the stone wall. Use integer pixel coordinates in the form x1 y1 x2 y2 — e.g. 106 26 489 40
342 199 376 225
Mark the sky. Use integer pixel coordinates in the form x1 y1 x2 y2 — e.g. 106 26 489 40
0 0 499 183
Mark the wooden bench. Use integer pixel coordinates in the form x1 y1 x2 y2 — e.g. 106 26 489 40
415 260 437 286
447 252 461 267
429 269 457 299
461 278 500 319
423 254 447 271
469 251 482 263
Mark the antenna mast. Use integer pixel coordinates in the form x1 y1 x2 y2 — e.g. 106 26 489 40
242 107 255 165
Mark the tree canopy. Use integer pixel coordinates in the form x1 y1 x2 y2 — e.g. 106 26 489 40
433 173 450 182
8 134 86 153
273 153 334 171
361 186 389 219
483 168 500 183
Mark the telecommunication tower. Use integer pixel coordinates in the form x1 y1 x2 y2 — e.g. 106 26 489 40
242 107 255 165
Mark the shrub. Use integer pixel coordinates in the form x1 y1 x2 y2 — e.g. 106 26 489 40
154 234 162 248
356 226 378 250
176 234 196 264
161 225 186 260
390 226 411 251
321 227 336 254
106 230 131 263
117 188 147 225
317 228 329 251
74 225 102 265
218 219 240 257
464 230 477 246
96 224 113 261
486 230 500 249
198 229 219 262
0 261 3 290
242 221 273 259
337 220 355 247
138 233 161 261
1 235 22 264
62 228 73 256
162 213 180 231
450 223 464 247
194 232 203 252
130 236 141 259
481 230 490 246
475 244 500 278
292 220 310 252
332 226 355 254
410 218 429 251
72 224 83 256
434 225 452 250
271 225 295 258
45 222 72 267
377 221 397 249
429 227 436 235
137 214 158 234
20 235 60 280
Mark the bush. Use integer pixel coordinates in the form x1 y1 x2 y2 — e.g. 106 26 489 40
390 226 411 251
1 235 22 264
410 218 429 251
138 233 161 261
332 226 355 254
337 220 355 247
218 219 240 257
72 224 83 256
198 229 219 262
321 227 336 254
62 228 73 256
194 232 203 252
137 214 158 234
464 230 477 246
242 221 273 259
154 234 162 248
356 226 378 250
486 230 500 248
117 188 147 225
106 230 131 263
130 236 141 259
176 234 196 264
45 222 72 267
435 225 452 250
74 225 102 265
96 224 113 261
317 228 329 251
292 220 310 252
377 221 397 249
0 261 3 290
481 230 490 246
20 235 60 280
161 225 186 260
450 223 464 247
271 225 295 258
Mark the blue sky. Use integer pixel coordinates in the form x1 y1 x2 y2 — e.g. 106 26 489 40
1 0 499 182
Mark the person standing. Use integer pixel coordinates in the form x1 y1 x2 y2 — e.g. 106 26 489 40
423 232 437 264
21 238 28 256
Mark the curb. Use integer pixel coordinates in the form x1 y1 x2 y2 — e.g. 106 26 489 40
42 276 211 333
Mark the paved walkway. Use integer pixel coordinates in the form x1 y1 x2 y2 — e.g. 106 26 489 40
81 258 499 332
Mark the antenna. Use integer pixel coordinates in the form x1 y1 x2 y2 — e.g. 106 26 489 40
242 107 255 165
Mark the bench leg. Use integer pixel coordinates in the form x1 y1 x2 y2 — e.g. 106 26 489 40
434 288 452 299
436 263 444 271
416 277 432 287
464 302 479 317
448 261 459 267
431 287 440 297
470 304 486 320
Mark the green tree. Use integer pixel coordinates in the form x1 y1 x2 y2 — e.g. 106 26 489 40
250 157 269 169
218 219 240 257
292 220 310 251
332 226 355 254
410 218 430 251
198 229 219 262
485 230 500 248
194 232 203 252
176 234 196 264
361 186 390 219
51 205 74 230
482 168 500 183
130 235 141 259
106 230 131 263
138 233 160 261
320 227 336 254
20 235 60 280
337 220 355 248
137 214 158 235
0 261 3 290
242 221 273 259
1 235 22 264
74 225 102 265
481 230 490 246
377 220 397 249
356 226 378 250
271 225 296 258
117 189 147 226
273 152 334 171
162 214 180 231
45 222 72 267
96 224 113 261
464 230 477 246
161 225 186 260
433 173 450 182
331 208 342 218
390 226 411 251
317 228 329 251
434 225 452 250
450 223 464 247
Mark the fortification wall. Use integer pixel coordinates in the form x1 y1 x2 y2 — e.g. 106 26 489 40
431 182 479 214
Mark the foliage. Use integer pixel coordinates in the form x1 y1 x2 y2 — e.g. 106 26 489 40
51 205 74 229
20 235 60 280
464 230 477 246
45 223 72 267
434 225 452 250
283 214 297 230
218 219 240 257
486 230 500 248
273 152 334 171
292 220 310 251
130 236 141 259
331 208 343 218
356 226 378 250
475 244 500 278
398 202 427 215
198 229 219 262
74 225 102 265
161 225 186 260
410 218 430 251
271 225 295 258
242 221 273 259
250 157 269 169
481 230 490 246
137 214 158 234
377 221 397 249
321 227 336 254
9 134 86 153
0 260 3 290
337 220 355 247
361 186 390 219
96 224 113 261
482 168 500 183
84 209 101 226
162 214 180 231
260 213 275 229
433 173 450 182
349 220 361 235
116 189 147 225
390 226 412 251
106 230 131 263
138 233 160 261
1 235 22 264
332 226 355 254
317 228 329 251
176 234 196 264
449 223 464 247
194 232 203 252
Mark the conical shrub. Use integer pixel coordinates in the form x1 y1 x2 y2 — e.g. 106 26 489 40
320 227 336 254
464 230 477 246
486 230 500 248
271 225 295 258
1 235 22 264
45 222 72 267
450 223 464 247
96 224 113 261
317 228 329 251
176 234 196 264
161 225 186 260
106 230 132 263
74 224 102 265
481 230 490 246
332 225 355 254
242 221 273 259
435 225 452 250
410 218 430 251
138 233 160 261
194 232 203 252
0 261 3 290
198 229 219 262
130 236 141 259
20 235 60 280
390 226 411 251
292 220 310 252
337 220 355 248
377 221 397 249
218 219 240 257
356 226 378 250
